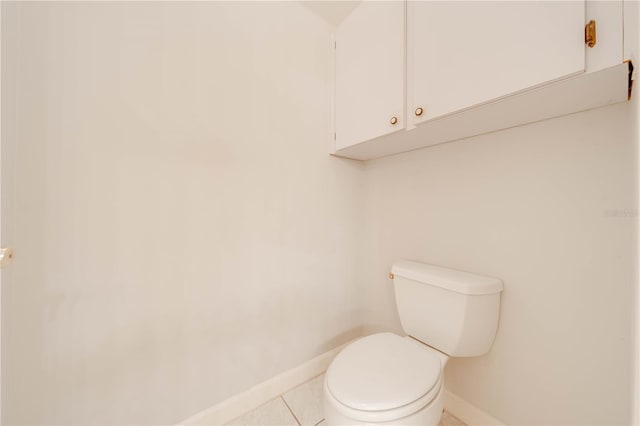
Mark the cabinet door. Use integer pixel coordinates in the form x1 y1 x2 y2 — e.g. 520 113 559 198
334 0 405 150
409 1 585 123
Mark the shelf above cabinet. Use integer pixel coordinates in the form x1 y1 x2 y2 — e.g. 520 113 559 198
331 62 633 161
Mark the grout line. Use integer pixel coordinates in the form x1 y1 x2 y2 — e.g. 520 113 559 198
280 396 302 426
313 419 325 426
280 371 326 398
225 397 282 425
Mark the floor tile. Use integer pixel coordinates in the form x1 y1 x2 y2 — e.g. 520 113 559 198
439 410 466 426
225 397 298 426
282 374 325 426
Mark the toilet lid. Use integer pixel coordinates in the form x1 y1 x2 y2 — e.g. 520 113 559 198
326 333 442 412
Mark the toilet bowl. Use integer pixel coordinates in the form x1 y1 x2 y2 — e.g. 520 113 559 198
323 333 448 425
322 260 504 425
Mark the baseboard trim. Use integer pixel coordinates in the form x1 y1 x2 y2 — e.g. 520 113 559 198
178 343 349 425
444 390 505 426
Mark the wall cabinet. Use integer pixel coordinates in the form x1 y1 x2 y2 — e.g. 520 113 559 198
331 0 632 160
334 1 405 150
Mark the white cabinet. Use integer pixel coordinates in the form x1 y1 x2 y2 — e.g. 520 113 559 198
334 0 405 150
331 1 632 161
408 1 585 124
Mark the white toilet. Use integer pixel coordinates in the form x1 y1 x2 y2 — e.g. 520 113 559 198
323 260 504 425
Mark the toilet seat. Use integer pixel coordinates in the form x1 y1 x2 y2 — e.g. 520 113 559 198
325 333 443 422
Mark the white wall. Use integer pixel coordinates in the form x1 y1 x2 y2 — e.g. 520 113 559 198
1 2 363 424
625 3 640 424
361 96 638 424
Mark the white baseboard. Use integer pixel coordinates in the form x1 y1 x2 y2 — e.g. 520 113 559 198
444 390 505 426
178 343 349 425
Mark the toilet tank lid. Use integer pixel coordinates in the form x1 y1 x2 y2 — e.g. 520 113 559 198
391 260 503 295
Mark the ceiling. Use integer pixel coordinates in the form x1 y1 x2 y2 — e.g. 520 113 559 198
299 1 360 27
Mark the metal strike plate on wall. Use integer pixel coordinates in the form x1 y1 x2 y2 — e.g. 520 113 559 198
0 248 14 269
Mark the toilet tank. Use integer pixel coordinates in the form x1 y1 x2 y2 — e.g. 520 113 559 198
391 260 503 357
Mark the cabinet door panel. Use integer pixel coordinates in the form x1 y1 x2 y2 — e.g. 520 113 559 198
410 1 585 122
335 1 405 150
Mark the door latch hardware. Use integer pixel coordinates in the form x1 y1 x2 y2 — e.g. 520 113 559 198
0 248 14 269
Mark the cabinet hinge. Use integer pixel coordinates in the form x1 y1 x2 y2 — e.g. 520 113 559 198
334 132 336 140
334 41 336 49
585 20 596 48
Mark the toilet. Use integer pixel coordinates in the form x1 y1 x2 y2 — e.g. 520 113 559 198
323 260 504 425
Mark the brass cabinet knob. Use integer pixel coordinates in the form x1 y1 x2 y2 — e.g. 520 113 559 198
390 116 398 125
414 107 424 117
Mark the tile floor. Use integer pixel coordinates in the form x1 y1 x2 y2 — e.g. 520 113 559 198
225 374 466 426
